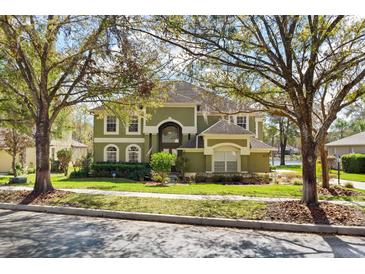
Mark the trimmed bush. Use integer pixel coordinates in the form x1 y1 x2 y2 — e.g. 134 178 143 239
150 152 176 183
91 162 150 181
344 182 354 188
194 173 271 184
69 171 88 178
341 154 365 173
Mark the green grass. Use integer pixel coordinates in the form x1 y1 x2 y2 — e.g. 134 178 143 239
2 172 365 202
50 192 267 219
275 164 365 182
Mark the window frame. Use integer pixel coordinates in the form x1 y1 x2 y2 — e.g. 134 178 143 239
103 115 119 135
125 144 141 163
104 144 119 162
126 115 141 135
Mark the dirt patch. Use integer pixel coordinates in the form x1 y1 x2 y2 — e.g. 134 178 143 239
317 186 361 196
267 201 365 226
0 190 68 205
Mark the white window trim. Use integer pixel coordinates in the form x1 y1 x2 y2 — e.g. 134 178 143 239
103 144 119 162
126 116 141 135
211 146 241 173
104 116 119 135
125 144 142 163
228 114 249 130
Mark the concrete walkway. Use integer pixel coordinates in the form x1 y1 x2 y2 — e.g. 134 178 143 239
330 178 365 190
1 185 365 207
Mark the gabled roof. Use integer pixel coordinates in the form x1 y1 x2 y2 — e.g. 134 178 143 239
199 119 255 135
326 131 365 146
250 137 275 150
90 80 260 114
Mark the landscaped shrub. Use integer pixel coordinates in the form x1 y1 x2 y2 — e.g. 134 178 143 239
57 149 72 176
51 159 61 172
150 152 176 184
91 162 150 181
344 182 354 188
194 173 271 184
341 154 365 173
69 170 88 178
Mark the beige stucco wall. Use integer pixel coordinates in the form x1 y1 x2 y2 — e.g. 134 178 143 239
0 150 13 173
248 152 270 173
207 139 247 147
182 151 206 173
327 145 365 157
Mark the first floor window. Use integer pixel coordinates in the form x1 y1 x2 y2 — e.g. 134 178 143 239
128 116 139 133
106 146 117 162
127 145 140 163
106 116 117 133
214 151 237 172
236 116 247 128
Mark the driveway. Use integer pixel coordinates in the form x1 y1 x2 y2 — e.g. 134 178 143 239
0 210 365 258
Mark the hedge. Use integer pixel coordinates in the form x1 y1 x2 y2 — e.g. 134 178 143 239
194 172 271 184
91 162 150 181
341 154 365 173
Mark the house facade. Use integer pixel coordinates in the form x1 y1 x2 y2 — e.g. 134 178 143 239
326 131 365 157
92 81 274 176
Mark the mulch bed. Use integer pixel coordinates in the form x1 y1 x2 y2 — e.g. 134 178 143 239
317 186 361 196
267 201 365 226
0 190 68 205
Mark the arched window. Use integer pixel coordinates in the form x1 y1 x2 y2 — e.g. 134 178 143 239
126 145 141 163
104 145 119 162
161 125 180 143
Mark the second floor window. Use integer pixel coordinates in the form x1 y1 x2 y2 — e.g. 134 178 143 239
128 116 139 133
106 116 117 133
236 116 247 129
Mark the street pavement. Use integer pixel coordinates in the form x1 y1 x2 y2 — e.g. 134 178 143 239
0 209 365 258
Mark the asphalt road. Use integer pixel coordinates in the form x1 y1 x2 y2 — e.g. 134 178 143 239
0 209 365 258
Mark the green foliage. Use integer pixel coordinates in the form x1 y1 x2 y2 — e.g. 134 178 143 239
150 152 176 183
51 160 61 173
91 162 150 181
341 154 365 174
194 173 271 184
57 149 72 176
175 156 189 177
344 182 354 188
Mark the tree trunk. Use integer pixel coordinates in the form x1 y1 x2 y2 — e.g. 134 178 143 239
301 137 318 205
319 135 330 189
33 113 54 194
11 152 17 177
279 119 288 166
280 144 286 165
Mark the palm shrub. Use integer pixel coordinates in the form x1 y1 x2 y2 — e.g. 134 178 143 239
150 152 176 184
175 156 189 179
57 149 72 176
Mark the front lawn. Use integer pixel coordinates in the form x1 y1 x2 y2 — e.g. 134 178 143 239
1 190 364 226
1 172 365 202
275 164 365 182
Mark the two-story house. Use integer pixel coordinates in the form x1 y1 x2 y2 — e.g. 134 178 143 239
91 81 274 176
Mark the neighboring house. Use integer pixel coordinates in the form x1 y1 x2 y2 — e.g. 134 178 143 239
0 128 88 173
91 81 275 176
326 131 365 158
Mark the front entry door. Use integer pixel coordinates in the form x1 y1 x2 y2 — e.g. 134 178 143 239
159 123 182 171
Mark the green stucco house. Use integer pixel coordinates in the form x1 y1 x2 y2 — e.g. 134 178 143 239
92 81 274 176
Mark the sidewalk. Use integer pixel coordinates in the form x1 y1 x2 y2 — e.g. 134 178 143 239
1 185 365 206
330 178 365 190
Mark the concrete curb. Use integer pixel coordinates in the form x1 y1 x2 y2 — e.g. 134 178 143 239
0 202 364 236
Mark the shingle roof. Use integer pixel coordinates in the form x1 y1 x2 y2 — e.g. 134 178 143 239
326 131 365 146
90 81 259 114
200 119 255 135
250 137 275 150
71 140 88 148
